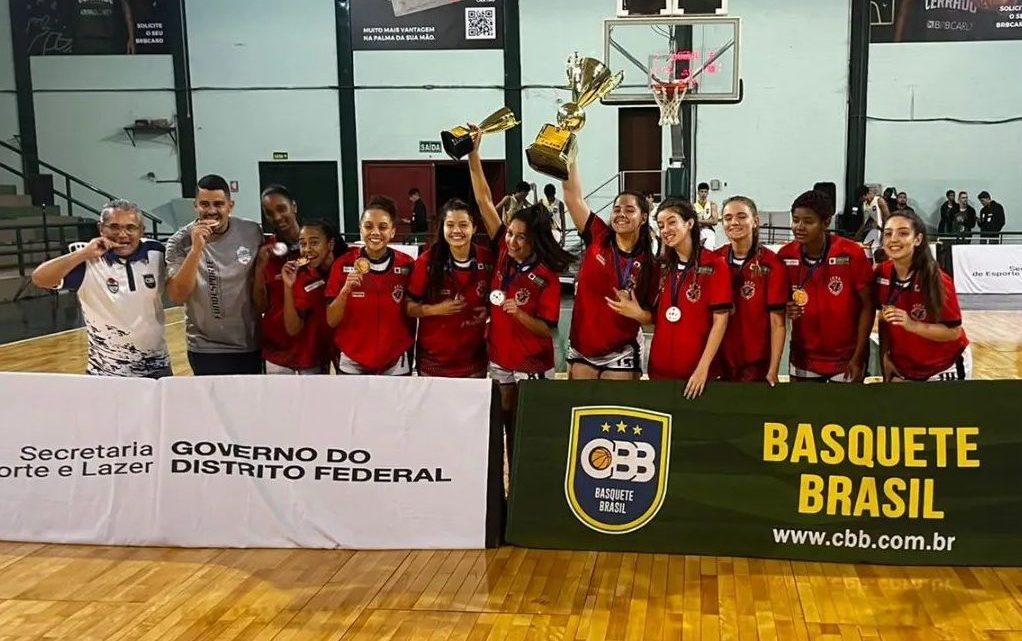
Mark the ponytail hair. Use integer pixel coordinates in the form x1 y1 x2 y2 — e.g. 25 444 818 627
605 190 655 303
655 198 701 269
510 204 575 273
300 218 346 258
425 198 476 300
886 211 945 320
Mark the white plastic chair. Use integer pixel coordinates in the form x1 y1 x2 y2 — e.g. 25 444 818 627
68 241 88 253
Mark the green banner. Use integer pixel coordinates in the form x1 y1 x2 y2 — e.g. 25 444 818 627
507 381 1022 566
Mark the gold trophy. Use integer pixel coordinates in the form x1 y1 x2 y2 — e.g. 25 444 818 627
441 107 521 160
526 53 623 180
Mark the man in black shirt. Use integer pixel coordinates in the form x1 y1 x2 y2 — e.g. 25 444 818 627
952 191 977 244
408 188 428 241
938 189 956 234
893 191 915 215
977 191 1006 245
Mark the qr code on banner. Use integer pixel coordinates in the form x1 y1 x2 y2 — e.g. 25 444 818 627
466 7 496 40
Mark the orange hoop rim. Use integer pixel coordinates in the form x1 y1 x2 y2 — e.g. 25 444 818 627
651 80 689 100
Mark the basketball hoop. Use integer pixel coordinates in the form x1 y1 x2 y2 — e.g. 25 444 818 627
651 80 689 127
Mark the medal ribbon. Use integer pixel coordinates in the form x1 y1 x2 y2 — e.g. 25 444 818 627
668 260 695 310
796 236 831 291
611 243 637 291
501 255 535 292
886 272 914 308
728 247 755 295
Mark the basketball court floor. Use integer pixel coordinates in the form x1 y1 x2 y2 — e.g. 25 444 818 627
1 305 1021 639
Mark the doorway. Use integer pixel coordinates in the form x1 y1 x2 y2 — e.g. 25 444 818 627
257 161 341 233
618 108 663 199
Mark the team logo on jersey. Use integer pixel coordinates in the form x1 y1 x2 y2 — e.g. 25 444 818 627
515 288 530 305
236 246 253 265
143 274 156 289
828 276 844 296
740 280 756 300
105 277 119 294
910 304 928 321
686 283 701 303
476 281 488 299
391 284 405 303
565 406 671 534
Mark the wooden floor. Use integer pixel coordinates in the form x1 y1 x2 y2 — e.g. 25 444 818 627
1 309 1021 640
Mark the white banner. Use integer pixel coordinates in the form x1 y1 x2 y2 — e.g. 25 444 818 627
953 245 1022 294
0 373 494 549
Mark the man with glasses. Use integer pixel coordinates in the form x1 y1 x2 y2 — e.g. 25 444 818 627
166 174 263 375
31 200 171 378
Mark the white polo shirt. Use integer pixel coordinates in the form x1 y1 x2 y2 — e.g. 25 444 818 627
60 240 171 377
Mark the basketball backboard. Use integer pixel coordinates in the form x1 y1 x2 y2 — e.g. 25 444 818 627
602 15 742 105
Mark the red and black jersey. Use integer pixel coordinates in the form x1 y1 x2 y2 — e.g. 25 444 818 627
874 261 969 380
778 234 873 376
488 230 561 373
259 236 302 368
570 214 659 358
648 251 732 381
325 247 415 373
407 245 495 377
712 245 788 381
283 265 334 369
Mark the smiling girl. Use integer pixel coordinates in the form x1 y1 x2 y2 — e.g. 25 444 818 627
876 211 971 381
406 198 495 377
325 196 415 375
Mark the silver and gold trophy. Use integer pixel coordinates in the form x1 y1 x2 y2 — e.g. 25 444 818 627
526 53 623 180
441 108 521 160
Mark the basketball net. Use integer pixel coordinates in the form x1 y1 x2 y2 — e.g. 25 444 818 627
651 80 689 127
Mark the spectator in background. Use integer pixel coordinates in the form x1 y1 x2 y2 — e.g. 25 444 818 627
407 188 429 241
166 174 263 375
31 200 170 378
694 182 720 249
855 185 889 252
883 187 898 214
952 191 977 244
540 184 567 243
977 191 1006 245
497 182 532 225
938 189 956 235
893 191 915 215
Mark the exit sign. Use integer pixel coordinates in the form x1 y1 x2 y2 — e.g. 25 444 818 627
419 141 442 154
272 151 288 160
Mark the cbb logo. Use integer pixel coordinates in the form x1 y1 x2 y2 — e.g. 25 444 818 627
579 438 656 482
565 406 671 535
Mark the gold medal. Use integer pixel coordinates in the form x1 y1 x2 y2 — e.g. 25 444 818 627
355 257 371 274
294 257 310 268
792 288 809 307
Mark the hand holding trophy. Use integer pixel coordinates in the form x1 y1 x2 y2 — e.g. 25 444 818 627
441 108 520 160
526 53 623 180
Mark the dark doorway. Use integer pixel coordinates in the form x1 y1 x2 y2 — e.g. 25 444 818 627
258 161 341 233
618 107 663 199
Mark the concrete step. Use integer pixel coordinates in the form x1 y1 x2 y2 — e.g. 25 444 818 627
0 185 17 195
0 205 64 219
0 194 33 207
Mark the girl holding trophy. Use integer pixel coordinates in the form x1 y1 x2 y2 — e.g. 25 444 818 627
467 128 573 457
561 160 659 380
875 211 971 381
712 196 788 385
608 199 732 399
406 198 495 378
325 196 416 375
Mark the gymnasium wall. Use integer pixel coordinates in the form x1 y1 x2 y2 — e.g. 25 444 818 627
187 0 342 224
867 41 1022 230
30 55 179 214
0 0 19 187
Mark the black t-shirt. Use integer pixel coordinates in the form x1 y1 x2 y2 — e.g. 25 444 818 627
953 205 977 233
73 0 125 53
979 202 1006 232
411 200 428 233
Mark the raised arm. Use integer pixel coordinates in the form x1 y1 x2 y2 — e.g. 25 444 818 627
31 237 111 289
561 162 592 232
467 128 502 240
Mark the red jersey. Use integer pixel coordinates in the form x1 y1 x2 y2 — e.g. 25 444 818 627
648 251 732 380
712 245 788 381
487 233 561 373
325 247 415 373
874 261 969 380
570 214 659 357
407 245 495 377
259 237 302 368
778 235 873 376
286 265 333 369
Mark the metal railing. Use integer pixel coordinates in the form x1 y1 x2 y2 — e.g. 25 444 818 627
0 222 88 279
0 139 163 238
